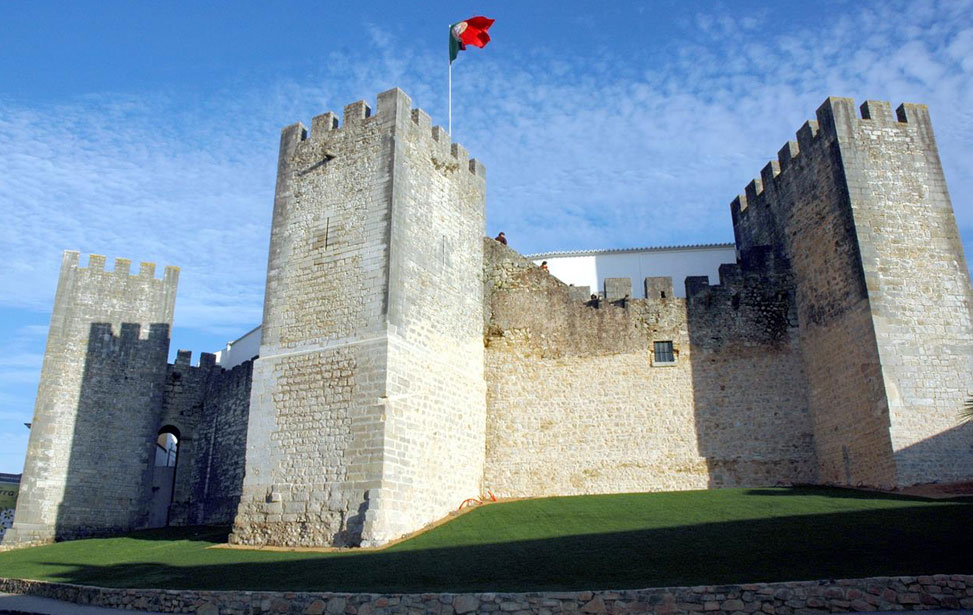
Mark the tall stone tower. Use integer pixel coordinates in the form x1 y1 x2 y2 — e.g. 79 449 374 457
230 88 487 547
3 252 178 545
732 98 973 487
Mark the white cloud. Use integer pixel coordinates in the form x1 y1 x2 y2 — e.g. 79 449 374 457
0 0 969 338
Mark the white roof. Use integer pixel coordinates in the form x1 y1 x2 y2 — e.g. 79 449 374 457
526 242 734 259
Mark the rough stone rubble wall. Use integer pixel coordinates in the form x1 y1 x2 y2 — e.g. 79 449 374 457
482 239 815 496
732 97 973 487
686 250 816 486
232 89 486 547
188 359 253 525
2 252 178 546
160 351 254 527
4 574 971 615
483 240 707 494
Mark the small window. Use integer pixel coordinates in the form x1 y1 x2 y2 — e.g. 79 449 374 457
653 341 675 365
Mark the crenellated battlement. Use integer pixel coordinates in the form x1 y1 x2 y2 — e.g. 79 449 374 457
281 88 486 179
731 97 929 221
172 349 218 370
62 251 179 282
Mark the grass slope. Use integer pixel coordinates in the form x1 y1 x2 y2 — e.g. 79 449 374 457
0 487 971 593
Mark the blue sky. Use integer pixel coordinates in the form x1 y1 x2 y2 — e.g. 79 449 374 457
2 0 972 472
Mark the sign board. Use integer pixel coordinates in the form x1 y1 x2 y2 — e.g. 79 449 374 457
0 479 19 540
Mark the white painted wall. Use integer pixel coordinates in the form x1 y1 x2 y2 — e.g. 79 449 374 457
213 325 261 369
529 244 736 299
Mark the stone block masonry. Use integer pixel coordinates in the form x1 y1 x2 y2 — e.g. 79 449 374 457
732 98 973 488
230 88 487 547
3 252 178 546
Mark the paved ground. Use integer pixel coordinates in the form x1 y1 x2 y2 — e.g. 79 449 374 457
0 593 166 615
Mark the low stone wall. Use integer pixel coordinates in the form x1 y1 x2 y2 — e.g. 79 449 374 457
2 574 971 614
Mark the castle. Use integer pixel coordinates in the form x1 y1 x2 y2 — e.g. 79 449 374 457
3 89 972 549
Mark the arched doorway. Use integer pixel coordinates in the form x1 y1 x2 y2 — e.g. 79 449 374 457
148 426 180 528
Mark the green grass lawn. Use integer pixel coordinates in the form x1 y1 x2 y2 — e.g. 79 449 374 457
0 487 971 593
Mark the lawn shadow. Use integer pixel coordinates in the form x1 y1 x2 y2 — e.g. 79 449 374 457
97 525 231 543
742 486 944 503
17 500 973 594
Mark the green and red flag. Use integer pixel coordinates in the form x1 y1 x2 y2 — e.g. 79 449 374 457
449 16 495 64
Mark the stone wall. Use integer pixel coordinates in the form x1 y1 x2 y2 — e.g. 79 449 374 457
188 359 254 525
732 101 896 488
3 574 971 614
159 350 215 527
482 239 815 496
686 249 817 486
230 91 399 547
731 97 973 488
373 90 487 543
836 101 973 485
232 89 487 548
2 252 178 546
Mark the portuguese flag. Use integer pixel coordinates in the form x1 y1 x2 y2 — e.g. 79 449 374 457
449 16 495 64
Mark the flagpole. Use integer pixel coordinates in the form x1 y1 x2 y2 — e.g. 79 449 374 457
448 48 452 135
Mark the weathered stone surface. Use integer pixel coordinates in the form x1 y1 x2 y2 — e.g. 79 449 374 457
2 575 971 615
3 252 178 546
732 98 973 487
230 89 487 548
455 595 481 614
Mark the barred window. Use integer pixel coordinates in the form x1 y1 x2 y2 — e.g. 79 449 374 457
653 341 675 364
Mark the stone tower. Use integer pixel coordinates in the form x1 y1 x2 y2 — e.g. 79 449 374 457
230 88 488 547
3 252 178 545
731 98 973 487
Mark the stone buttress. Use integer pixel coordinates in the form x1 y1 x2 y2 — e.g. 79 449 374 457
2 253 178 545
229 89 487 547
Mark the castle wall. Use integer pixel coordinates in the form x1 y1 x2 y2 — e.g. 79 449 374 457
482 240 815 496
686 252 817 486
187 358 253 525
3 253 177 546
232 89 487 547
732 98 973 487
372 94 487 543
11 91 970 549
836 101 973 484
155 350 253 527
231 100 393 546
158 350 213 527
732 101 896 487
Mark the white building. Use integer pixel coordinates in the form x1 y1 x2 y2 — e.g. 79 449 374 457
528 243 736 299
213 325 261 369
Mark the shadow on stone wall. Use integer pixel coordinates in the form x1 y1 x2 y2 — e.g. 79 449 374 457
186 359 253 526
54 322 171 540
894 421 973 486
686 249 818 489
